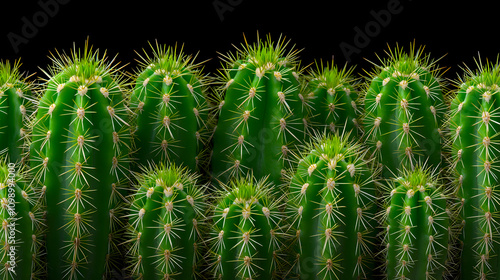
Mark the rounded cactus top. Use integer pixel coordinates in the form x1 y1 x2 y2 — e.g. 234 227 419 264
458 59 500 89
392 165 438 192
0 60 32 92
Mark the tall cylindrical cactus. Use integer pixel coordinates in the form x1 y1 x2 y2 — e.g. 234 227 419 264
363 43 446 177
303 61 362 137
130 42 211 173
0 157 44 279
211 34 309 188
380 166 451 279
208 175 285 279
448 59 500 279
29 41 131 279
126 163 207 279
0 60 35 164
286 133 377 279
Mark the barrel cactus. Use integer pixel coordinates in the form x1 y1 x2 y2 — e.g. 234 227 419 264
380 166 451 279
286 132 378 279
207 175 285 279
0 156 44 279
130 42 211 173
303 61 362 137
363 43 446 177
211 34 309 189
29 41 131 279
448 58 500 279
126 163 207 279
0 60 35 164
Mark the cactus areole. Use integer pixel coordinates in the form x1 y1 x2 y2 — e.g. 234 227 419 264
30 41 131 279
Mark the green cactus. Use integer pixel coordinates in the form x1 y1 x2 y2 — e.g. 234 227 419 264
0 60 35 164
29 41 131 279
211 34 309 189
126 163 207 279
208 175 285 279
380 166 451 279
0 156 44 279
363 43 446 177
286 132 377 279
303 61 362 137
448 58 500 279
130 42 212 173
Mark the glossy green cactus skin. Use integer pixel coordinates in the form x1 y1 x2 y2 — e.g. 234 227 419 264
208 175 284 279
0 158 44 279
126 163 206 279
364 44 445 177
381 166 450 279
304 61 362 137
0 60 35 164
448 61 500 279
287 133 377 279
130 43 211 173
30 43 131 279
211 35 308 188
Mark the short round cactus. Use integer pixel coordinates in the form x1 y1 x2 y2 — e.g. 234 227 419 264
126 163 207 279
286 132 378 279
207 175 285 279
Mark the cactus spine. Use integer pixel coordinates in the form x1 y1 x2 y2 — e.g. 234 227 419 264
211 34 308 188
0 157 44 279
363 44 445 177
130 42 211 173
0 60 35 164
304 61 362 137
286 133 377 279
30 41 131 279
126 163 207 279
381 166 450 279
448 59 500 279
208 175 285 279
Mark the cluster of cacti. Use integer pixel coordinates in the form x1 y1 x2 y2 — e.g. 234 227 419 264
363 44 446 177
380 166 451 279
5 34 500 279
448 59 500 279
130 42 212 173
303 61 363 138
211 34 309 189
286 133 377 279
207 175 285 279
0 60 35 164
126 163 207 279
30 42 131 279
0 156 44 279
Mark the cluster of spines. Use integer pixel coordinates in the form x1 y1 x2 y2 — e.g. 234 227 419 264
286 132 377 280
207 175 285 279
30 41 131 279
379 166 452 280
303 60 363 137
125 163 207 279
363 43 446 177
130 42 213 175
211 34 309 189
0 156 45 279
447 57 500 279
0 60 36 164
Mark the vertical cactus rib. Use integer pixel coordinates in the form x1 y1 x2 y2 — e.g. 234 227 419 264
30 40 131 280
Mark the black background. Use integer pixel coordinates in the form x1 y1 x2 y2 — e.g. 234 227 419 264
0 0 497 85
